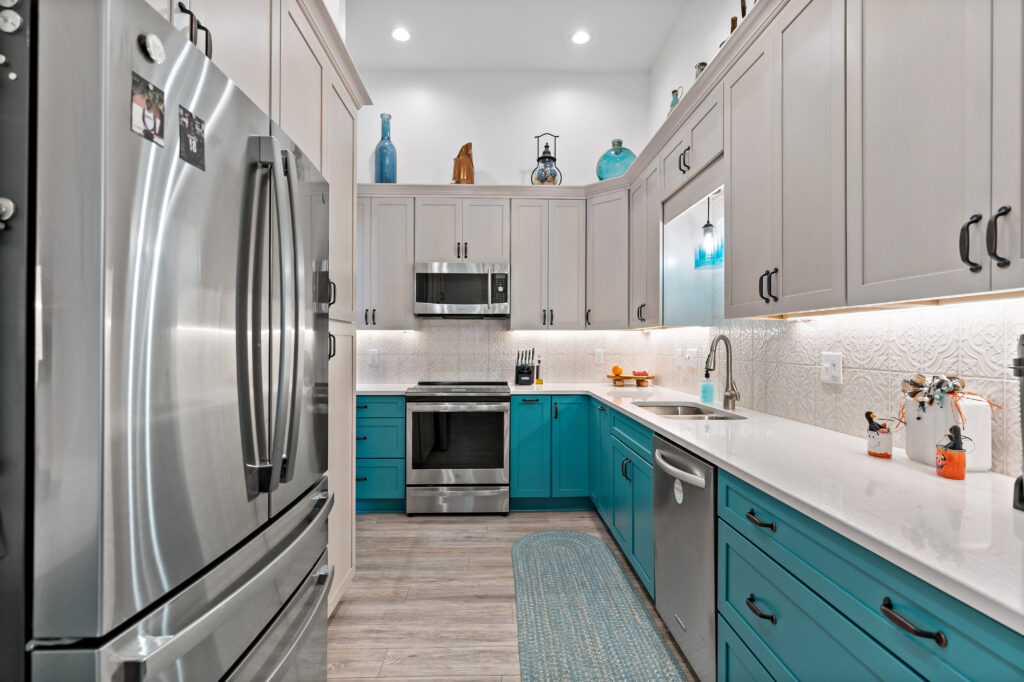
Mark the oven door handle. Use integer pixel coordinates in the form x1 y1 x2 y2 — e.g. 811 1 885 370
406 402 511 413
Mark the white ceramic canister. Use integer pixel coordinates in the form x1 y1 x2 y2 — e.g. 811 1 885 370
904 394 992 471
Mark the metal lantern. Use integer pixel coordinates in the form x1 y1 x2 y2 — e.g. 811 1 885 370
531 133 561 186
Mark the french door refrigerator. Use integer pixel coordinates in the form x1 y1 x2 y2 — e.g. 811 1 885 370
0 1 334 679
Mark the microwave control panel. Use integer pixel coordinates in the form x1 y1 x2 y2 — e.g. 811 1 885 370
491 273 508 304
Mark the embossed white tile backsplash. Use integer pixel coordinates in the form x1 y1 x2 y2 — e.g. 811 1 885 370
357 298 1024 477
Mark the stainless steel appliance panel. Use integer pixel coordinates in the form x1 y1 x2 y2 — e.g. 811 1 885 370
31 480 332 682
413 261 510 318
406 486 510 514
652 436 716 682
34 0 276 638
406 401 510 486
268 123 330 517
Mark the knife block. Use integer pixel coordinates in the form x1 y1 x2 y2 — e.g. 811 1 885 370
515 364 534 385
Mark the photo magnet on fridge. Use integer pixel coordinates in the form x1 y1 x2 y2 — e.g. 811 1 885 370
178 105 206 171
130 72 165 147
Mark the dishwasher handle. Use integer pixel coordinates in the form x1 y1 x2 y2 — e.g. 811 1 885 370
655 449 706 489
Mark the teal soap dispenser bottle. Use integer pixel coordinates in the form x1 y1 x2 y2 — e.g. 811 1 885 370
700 370 715 404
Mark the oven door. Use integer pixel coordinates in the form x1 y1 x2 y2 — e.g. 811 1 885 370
406 402 510 485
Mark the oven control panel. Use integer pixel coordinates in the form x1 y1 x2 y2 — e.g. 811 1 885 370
491 273 508 304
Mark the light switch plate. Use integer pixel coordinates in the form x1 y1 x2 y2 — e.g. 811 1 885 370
686 348 701 368
594 349 604 364
369 349 379 366
821 351 842 384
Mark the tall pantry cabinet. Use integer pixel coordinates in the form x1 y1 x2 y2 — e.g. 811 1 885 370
164 0 371 613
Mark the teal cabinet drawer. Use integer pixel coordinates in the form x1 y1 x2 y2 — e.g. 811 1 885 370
511 396 552 498
719 473 1024 681
355 459 405 499
355 419 405 459
718 521 920 682
355 395 406 418
552 396 589 497
718 614 773 682
611 412 654 463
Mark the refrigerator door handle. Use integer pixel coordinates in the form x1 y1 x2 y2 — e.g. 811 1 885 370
279 148 306 485
118 491 333 682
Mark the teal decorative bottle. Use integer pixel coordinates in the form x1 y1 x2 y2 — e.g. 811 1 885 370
596 139 636 181
374 113 397 183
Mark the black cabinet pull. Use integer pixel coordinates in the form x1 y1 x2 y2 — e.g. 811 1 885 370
328 333 336 359
549 309 554 326
521 398 540 403
679 146 691 173
356 477 368 482
554 402 559 418
758 270 770 303
356 405 368 410
683 146 691 170
746 594 777 625
881 597 947 647
959 214 983 273
364 308 369 325
986 206 1012 268
745 509 777 532
372 308 377 325
542 309 548 326
177 2 198 43
624 458 631 482
620 459 626 478
328 279 337 305
767 268 779 302
464 242 468 259
196 18 213 58
456 242 461 258
640 303 646 322
597 406 606 412
586 309 591 326
355 436 367 441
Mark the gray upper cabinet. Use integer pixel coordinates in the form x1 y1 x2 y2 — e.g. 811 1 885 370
661 85 725 202
414 197 510 263
510 199 586 330
362 198 415 329
629 163 662 328
587 190 630 329
846 0 993 305
725 0 845 318
991 0 1024 290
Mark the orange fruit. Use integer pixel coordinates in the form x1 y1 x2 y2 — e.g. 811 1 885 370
612 365 623 376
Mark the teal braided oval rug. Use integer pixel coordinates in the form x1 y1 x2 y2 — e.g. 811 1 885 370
512 530 686 682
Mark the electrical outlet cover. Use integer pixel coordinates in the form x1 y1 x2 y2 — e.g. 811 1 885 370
686 348 701 368
821 351 842 384
369 349 379 366
594 349 604 364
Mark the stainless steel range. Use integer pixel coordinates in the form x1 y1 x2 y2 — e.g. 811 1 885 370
405 381 511 514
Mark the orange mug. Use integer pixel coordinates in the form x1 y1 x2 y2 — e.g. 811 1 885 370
936 447 966 480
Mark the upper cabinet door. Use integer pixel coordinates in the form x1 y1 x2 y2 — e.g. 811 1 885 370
587 190 630 329
279 0 325 170
324 75 357 323
991 0 1024 290
724 34 775 318
414 197 462 262
643 165 662 327
770 0 846 314
510 199 549 330
463 199 511 263
370 198 415 329
547 200 587 330
628 174 647 329
686 84 725 183
846 0 992 305
355 198 371 328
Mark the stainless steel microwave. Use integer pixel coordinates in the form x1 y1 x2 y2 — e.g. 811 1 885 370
413 262 510 318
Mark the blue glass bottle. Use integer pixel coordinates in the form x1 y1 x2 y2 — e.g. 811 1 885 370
374 113 397 183
596 139 636 181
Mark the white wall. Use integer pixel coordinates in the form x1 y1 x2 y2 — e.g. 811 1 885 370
647 0 736 136
355 69 650 185
324 0 346 39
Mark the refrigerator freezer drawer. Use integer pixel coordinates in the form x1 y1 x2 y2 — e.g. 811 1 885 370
31 479 331 682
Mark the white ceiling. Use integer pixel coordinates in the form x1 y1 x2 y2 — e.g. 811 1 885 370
344 0 688 72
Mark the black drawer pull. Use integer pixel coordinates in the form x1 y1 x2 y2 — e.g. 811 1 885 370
746 594 777 625
881 597 947 647
355 436 368 441
356 477 368 482
758 270 770 303
356 405 369 410
746 509 777 532
521 398 540 403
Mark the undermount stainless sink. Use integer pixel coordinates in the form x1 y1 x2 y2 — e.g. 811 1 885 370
632 401 746 421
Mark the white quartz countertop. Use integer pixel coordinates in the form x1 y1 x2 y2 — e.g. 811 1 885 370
357 382 1024 634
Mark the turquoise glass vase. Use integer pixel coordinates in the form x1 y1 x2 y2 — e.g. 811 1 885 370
374 113 397 183
596 139 636 181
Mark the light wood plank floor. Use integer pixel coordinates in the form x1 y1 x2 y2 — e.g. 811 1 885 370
327 511 692 681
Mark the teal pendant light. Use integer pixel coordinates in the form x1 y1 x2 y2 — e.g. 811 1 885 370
694 196 723 269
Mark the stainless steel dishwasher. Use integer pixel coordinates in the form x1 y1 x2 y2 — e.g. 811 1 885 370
653 435 716 682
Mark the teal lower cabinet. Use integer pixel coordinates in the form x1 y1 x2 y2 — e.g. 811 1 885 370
589 400 614 523
355 395 406 513
608 433 655 597
716 471 1024 680
551 396 589 497
610 437 634 549
511 396 552 499
717 614 772 682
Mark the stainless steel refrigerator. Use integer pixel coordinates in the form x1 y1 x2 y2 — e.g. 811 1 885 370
0 1 334 679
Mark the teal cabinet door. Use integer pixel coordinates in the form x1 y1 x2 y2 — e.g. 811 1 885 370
631 455 655 592
597 405 614 522
718 614 773 682
552 396 589 497
510 396 551 498
588 400 602 507
610 438 633 549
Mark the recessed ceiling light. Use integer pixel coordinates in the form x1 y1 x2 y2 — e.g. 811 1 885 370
571 30 590 45
391 27 411 42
